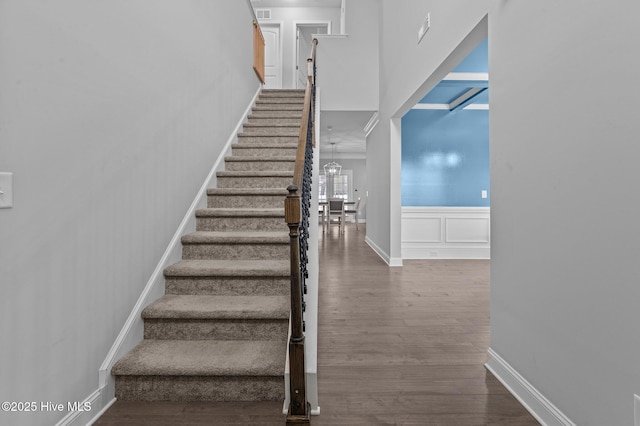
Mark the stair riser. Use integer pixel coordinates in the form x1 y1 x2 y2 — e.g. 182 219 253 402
249 111 302 119
259 92 304 98
246 118 301 126
231 147 298 157
196 217 286 232
224 161 295 172
165 277 289 296
217 176 292 189
256 98 304 105
237 135 299 144
144 319 288 341
259 96 304 101
252 104 303 111
259 96 304 100
241 127 299 136
182 243 288 260
115 376 284 402
208 194 287 208
261 89 304 93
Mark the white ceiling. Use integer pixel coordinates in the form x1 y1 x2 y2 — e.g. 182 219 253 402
318 111 375 158
250 0 342 8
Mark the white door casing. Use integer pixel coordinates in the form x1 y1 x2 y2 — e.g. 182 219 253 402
261 24 282 89
294 22 330 89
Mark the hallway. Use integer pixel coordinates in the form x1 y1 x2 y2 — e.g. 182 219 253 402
312 224 538 425
95 224 539 425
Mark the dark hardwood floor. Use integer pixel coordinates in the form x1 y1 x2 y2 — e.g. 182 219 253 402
94 223 539 425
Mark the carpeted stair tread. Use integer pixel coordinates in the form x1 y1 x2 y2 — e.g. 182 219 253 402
255 99 304 105
164 259 289 277
243 123 300 128
233 142 299 148
260 89 305 97
113 87 295 403
142 295 289 320
251 105 304 111
207 188 289 195
181 231 289 244
224 156 296 162
248 112 302 119
112 340 285 376
238 133 300 143
241 127 300 136
217 171 293 177
245 118 301 126
195 208 283 217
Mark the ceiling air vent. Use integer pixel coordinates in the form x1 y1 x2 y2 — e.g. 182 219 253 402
256 9 271 20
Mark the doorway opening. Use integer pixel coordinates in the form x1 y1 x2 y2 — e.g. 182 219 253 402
391 16 489 261
294 23 330 88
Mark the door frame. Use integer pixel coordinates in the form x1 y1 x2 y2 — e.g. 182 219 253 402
292 21 331 88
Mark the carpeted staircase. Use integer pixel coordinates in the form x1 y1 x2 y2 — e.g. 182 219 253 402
111 89 305 402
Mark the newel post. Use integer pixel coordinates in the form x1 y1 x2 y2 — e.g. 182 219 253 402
285 184 310 425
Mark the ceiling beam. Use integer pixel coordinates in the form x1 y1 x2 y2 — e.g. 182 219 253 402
449 87 488 111
443 72 488 81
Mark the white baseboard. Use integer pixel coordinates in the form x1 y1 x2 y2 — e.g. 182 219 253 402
402 245 489 259
485 348 576 426
84 86 262 425
53 388 113 426
365 236 403 267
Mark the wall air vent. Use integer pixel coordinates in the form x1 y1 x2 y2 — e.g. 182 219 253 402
256 9 271 20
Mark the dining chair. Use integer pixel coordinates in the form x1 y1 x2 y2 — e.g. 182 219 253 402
344 197 361 230
327 198 345 234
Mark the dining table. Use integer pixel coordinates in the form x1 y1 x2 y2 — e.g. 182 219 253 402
318 200 355 234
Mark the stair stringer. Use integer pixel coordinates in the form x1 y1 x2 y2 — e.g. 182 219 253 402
78 86 262 426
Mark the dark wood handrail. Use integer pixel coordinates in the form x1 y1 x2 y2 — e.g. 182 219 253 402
285 38 317 426
291 83 313 191
291 39 317 193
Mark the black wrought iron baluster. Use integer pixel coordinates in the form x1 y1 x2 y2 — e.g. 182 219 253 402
286 38 316 426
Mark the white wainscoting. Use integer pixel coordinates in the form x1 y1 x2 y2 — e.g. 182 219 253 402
401 207 490 259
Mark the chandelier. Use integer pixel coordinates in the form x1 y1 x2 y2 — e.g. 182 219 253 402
323 128 342 175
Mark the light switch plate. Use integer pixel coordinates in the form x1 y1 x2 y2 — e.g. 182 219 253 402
0 172 13 208
481 190 488 199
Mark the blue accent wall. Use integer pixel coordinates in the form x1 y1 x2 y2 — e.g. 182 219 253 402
401 109 489 206
453 38 488 73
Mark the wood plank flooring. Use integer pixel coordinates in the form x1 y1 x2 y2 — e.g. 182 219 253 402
94 224 539 425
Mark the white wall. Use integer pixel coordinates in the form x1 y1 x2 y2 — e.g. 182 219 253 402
489 1 640 425
258 6 341 89
0 1 259 425
317 0 379 112
370 0 640 424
